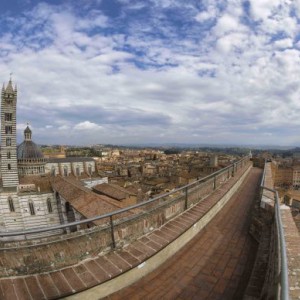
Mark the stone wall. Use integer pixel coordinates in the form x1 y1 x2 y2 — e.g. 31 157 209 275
248 161 300 300
0 191 60 236
281 208 300 299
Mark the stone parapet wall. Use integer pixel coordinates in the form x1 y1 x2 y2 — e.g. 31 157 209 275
0 160 250 277
260 162 275 212
281 208 300 299
254 161 300 300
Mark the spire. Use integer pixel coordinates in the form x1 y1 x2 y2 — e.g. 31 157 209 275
24 124 32 141
5 77 14 93
4 73 15 93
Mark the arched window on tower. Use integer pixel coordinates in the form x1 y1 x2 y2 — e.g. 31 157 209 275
47 198 53 213
4 113 12 121
7 164 11 170
8 197 14 212
7 151 11 159
6 138 11 146
28 200 35 215
5 126 12 134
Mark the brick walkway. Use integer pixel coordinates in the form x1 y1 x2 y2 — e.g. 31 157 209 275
0 165 257 300
104 168 262 300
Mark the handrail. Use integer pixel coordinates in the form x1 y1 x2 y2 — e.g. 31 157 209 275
0 156 249 238
260 163 289 300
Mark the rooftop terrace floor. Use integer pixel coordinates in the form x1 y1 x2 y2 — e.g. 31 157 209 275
0 164 258 300
104 168 262 300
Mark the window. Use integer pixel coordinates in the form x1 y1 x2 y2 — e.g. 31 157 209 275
5 94 13 103
7 152 11 159
65 201 71 212
51 166 56 176
29 201 35 215
47 198 53 213
5 126 12 134
6 138 11 146
8 197 14 212
7 164 11 170
88 164 92 175
76 166 80 176
4 113 12 121
63 166 68 177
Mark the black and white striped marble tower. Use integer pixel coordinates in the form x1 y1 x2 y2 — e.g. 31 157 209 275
1 79 19 190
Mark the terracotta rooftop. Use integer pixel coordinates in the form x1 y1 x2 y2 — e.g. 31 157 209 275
143 177 169 186
48 157 95 163
19 175 53 193
51 176 128 224
125 184 140 195
92 183 136 201
179 171 198 179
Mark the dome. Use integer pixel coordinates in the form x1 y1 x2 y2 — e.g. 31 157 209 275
17 141 44 160
17 125 46 176
17 125 44 160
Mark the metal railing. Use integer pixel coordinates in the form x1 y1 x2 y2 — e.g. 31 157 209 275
0 156 250 247
260 163 289 300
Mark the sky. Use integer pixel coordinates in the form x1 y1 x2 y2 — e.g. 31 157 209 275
1 0 300 146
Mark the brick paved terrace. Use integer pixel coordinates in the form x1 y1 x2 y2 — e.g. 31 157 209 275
102 168 262 300
0 161 262 300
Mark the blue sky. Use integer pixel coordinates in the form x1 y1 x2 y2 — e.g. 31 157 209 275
1 0 300 146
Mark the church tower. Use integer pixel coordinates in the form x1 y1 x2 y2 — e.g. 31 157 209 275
1 78 19 190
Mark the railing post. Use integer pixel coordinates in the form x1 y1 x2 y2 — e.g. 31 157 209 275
259 185 263 200
184 187 188 210
213 175 217 190
109 215 116 249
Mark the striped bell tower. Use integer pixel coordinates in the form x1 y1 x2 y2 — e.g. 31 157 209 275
1 78 19 190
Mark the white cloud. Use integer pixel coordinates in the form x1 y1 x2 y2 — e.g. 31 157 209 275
273 38 293 49
216 33 248 53
74 121 102 131
213 14 240 35
195 11 215 22
58 125 71 131
249 0 281 21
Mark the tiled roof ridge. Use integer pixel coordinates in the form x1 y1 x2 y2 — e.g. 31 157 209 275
106 183 136 195
56 176 89 193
